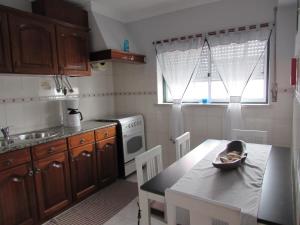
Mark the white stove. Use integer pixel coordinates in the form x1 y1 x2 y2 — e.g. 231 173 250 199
98 114 146 177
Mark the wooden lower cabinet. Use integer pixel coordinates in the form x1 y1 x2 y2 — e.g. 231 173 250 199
34 151 72 220
96 137 118 187
0 128 118 225
70 143 97 200
0 163 36 225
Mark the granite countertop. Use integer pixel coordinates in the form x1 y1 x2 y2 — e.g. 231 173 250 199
0 120 117 154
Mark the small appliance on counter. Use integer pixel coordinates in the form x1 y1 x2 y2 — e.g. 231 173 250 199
62 98 83 128
97 114 146 178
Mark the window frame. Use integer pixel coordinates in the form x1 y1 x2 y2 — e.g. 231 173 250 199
162 39 270 105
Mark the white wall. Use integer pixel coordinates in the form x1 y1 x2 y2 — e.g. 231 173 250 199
87 1 138 52
0 67 115 134
112 0 297 166
293 94 300 225
0 0 115 134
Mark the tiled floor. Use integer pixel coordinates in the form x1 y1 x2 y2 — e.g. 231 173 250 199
103 197 166 225
104 173 165 225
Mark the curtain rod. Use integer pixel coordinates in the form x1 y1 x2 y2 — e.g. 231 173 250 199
152 22 273 45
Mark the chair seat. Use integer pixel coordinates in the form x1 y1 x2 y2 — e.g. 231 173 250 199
150 200 165 218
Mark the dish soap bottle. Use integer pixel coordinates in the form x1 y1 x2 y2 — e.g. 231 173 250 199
123 39 129 52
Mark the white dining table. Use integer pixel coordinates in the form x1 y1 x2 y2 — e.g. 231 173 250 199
139 139 293 225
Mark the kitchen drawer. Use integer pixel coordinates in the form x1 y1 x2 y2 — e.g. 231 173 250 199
0 148 31 172
68 131 95 149
32 139 67 160
95 126 116 141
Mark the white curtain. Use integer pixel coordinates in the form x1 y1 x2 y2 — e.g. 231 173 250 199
156 37 204 142
207 26 272 139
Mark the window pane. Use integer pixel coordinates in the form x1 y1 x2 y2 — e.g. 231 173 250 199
241 50 267 103
183 43 209 102
211 81 229 101
183 81 209 102
242 79 265 102
162 38 269 104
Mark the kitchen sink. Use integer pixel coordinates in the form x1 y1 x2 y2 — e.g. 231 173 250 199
0 139 15 147
13 131 59 141
0 128 61 148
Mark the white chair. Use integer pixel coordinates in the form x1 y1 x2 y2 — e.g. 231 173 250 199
232 129 268 144
135 145 166 224
166 189 241 225
175 132 191 160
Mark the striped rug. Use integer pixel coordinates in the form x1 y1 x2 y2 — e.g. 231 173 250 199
44 180 138 225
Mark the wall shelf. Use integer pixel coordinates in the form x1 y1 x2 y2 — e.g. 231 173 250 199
90 49 146 64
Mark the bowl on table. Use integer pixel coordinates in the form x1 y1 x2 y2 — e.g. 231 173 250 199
212 140 248 170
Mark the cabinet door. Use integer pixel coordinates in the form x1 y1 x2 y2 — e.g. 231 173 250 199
70 143 97 200
8 14 58 74
0 11 12 73
56 26 90 76
96 137 118 187
34 152 72 220
0 164 36 225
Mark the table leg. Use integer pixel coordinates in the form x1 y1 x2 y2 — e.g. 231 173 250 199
140 190 150 225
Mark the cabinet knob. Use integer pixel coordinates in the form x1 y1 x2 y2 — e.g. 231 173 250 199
4 159 13 167
11 176 23 183
81 151 91 158
28 170 34 177
104 132 109 138
48 147 55 154
51 161 62 169
80 138 86 144
35 168 41 174
105 143 112 149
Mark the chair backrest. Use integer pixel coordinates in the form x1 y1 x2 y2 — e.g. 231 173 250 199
166 189 241 225
175 132 191 160
135 145 163 190
232 129 268 144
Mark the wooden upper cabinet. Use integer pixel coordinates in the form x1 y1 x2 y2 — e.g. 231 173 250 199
56 25 90 76
0 11 12 73
0 163 37 225
33 152 72 220
8 13 58 74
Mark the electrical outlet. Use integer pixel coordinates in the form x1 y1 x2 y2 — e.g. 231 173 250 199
40 81 51 90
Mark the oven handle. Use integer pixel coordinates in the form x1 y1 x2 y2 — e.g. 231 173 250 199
122 131 144 139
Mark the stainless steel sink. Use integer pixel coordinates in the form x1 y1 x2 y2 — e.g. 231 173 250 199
0 128 60 148
13 131 59 141
0 139 15 147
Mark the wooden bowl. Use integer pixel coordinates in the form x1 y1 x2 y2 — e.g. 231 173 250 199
212 140 248 170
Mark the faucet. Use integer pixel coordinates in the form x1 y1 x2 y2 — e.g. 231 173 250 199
1 127 10 143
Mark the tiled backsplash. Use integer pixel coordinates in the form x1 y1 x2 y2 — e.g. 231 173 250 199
0 63 115 134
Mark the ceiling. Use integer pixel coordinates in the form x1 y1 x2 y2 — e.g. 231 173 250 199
71 0 297 23
71 0 223 23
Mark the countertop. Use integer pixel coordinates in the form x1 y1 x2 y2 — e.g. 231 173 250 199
0 120 117 154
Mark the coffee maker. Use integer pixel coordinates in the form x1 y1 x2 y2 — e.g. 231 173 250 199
62 99 83 127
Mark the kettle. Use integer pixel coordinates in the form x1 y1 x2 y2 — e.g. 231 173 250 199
67 108 83 127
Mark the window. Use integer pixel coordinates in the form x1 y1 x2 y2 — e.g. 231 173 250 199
162 40 269 104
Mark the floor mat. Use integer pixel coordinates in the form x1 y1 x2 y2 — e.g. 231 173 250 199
44 180 138 225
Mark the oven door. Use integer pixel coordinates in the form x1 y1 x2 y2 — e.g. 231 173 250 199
123 131 145 163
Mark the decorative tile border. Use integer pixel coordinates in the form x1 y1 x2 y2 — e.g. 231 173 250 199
114 91 157 96
0 91 157 104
